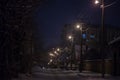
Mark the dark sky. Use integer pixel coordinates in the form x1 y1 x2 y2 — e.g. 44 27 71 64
34 0 120 48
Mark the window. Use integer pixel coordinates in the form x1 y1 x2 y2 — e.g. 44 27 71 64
82 33 86 39
90 34 95 38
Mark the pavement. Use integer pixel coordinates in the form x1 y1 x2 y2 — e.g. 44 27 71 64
12 73 32 80
77 71 120 80
12 67 120 80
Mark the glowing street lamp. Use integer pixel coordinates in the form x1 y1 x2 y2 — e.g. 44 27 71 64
75 24 83 72
54 51 58 55
57 48 60 52
68 35 72 40
95 0 99 4
68 35 74 44
76 24 82 31
68 35 74 69
76 24 80 29
94 0 118 77
49 53 55 57
50 59 53 62
94 0 105 77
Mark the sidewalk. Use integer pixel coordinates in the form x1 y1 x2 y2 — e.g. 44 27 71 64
77 71 120 80
12 73 32 80
12 70 120 80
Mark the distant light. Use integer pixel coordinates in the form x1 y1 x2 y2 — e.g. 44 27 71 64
57 48 60 51
49 53 55 57
95 0 99 4
54 51 57 54
68 35 72 40
54 51 58 55
76 24 82 30
50 59 53 62
76 25 80 29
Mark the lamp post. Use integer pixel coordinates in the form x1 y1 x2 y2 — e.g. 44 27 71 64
94 0 105 77
68 35 74 70
76 24 83 72
101 0 105 78
94 0 118 77
56 48 61 68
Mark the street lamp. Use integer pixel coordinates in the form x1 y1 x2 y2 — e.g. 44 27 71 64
68 35 73 40
68 35 74 69
50 59 53 63
94 0 118 77
54 51 58 55
76 24 83 72
49 53 55 57
57 48 60 52
76 24 82 30
76 25 80 29
94 0 105 77
95 0 100 4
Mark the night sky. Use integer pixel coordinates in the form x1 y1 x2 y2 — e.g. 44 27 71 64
34 0 120 48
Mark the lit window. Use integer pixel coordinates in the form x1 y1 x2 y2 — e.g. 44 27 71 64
82 34 86 39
